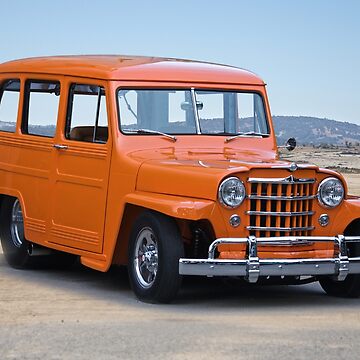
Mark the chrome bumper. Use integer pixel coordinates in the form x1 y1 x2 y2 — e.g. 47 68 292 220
179 235 360 283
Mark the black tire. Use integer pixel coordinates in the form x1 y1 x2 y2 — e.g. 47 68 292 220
0 197 32 268
128 210 184 303
319 275 360 298
319 241 360 298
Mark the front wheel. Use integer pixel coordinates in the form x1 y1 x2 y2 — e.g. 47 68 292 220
319 237 360 298
128 211 184 303
319 275 360 298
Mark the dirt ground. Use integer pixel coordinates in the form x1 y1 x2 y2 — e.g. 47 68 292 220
1 257 360 360
343 174 360 196
1 148 360 359
280 145 360 173
280 145 360 195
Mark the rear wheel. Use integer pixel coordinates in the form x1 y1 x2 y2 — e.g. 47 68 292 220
0 197 32 268
128 210 184 303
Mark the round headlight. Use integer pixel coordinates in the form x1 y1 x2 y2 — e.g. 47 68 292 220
318 177 344 208
218 177 246 208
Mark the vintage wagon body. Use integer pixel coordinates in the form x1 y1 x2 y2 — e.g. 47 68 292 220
0 55 359 302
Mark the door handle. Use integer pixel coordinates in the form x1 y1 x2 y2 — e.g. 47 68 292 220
53 144 68 150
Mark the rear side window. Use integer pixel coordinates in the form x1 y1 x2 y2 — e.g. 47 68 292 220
66 84 108 143
22 80 60 137
0 79 20 133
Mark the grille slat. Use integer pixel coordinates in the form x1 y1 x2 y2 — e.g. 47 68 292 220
265 185 272 236
247 175 315 237
248 195 316 200
247 211 315 216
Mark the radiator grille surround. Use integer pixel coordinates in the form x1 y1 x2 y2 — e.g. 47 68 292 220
246 175 315 238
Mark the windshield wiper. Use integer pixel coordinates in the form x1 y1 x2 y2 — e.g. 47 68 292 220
122 128 177 142
120 92 138 120
225 132 268 143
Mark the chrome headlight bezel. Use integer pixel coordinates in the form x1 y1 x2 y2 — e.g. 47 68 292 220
218 177 246 209
317 177 345 208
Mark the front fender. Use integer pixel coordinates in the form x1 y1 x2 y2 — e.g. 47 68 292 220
340 197 360 232
124 191 216 220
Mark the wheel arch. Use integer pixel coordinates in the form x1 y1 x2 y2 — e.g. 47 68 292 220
0 191 26 215
111 198 215 266
344 218 360 236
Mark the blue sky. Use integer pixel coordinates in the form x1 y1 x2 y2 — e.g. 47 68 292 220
1 0 359 124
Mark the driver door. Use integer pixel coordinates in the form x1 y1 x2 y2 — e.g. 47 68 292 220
50 81 111 253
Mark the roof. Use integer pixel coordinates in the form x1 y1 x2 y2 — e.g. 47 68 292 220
0 55 265 85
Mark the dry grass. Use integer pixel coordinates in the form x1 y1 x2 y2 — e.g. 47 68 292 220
343 174 360 196
280 145 360 173
280 146 360 196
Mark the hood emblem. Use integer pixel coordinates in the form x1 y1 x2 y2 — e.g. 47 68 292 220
289 162 298 172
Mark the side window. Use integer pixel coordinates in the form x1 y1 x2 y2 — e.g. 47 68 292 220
22 80 60 137
66 84 108 143
0 79 20 133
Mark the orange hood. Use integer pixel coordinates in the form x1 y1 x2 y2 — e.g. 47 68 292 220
134 149 319 200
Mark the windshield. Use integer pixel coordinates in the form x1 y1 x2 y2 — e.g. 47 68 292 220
117 89 269 136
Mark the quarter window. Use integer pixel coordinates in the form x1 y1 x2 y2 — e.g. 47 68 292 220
66 84 108 143
0 79 20 133
22 80 60 137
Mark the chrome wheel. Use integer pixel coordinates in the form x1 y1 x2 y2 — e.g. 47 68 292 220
128 211 184 302
133 227 158 288
10 199 24 248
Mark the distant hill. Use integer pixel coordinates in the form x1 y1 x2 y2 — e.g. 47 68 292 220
1 116 359 146
0 122 55 137
273 116 360 146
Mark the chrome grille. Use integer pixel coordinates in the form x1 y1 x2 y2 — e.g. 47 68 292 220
246 175 315 237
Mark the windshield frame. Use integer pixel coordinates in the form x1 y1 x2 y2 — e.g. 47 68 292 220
116 87 271 138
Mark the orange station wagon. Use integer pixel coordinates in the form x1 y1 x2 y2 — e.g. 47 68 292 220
0 55 360 303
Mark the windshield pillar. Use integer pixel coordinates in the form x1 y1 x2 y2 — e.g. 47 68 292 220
224 92 237 133
191 88 201 134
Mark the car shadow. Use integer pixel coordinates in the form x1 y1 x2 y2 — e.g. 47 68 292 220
1 254 359 309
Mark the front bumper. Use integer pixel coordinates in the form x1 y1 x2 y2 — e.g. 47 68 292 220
179 235 360 283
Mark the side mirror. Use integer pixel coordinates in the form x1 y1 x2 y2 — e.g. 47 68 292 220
195 100 203 110
285 137 296 151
